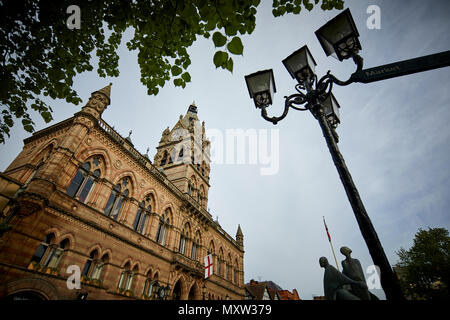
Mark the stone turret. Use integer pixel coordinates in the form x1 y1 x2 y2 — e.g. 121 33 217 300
80 83 112 119
236 224 244 249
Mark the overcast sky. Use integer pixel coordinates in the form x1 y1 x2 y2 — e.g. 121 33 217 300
1 0 450 300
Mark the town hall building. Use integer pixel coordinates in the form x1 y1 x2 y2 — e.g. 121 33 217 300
0 84 245 300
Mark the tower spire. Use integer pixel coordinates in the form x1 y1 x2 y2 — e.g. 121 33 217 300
81 83 112 118
94 82 112 105
236 224 244 249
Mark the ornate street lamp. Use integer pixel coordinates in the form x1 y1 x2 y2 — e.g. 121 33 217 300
152 281 160 300
282 45 317 85
244 69 276 108
315 8 362 62
244 8 405 301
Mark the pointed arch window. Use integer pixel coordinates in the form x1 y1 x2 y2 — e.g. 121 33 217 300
168 148 177 164
143 272 158 299
178 147 184 161
191 231 200 261
118 262 132 291
30 233 54 265
156 209 170 246
67 157 102 203
178 224 189 255
160 151 168 166
43 238 70 269
218 249 224 277
82 250 108 281
104 178 130 220
234 260 239 284
133 196 152 234
226 255 232 280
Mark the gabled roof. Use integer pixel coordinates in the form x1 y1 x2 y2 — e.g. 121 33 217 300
278 289 301 300
244 281 269 300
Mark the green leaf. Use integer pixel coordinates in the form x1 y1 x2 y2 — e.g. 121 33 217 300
226 57 234 73
173 78 183 87
213 51 229 68
212 32 227 47
225 24 238 36
227 37 244 55
171 65 182 76
181 72 191 82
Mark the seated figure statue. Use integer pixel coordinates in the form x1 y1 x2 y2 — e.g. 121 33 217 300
340 246 379 300
319 256 368 300
340 246 371 300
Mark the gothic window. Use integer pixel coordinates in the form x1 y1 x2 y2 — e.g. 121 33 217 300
66 157 102 203
104 177 130 220
187 182 192 195
133 196 152 234
168 148 177 164
81 250 108 281
118 262 132 291
30 233 54 265
38 238 70 269
218 249 224 277
178 224 189 255
208 241 215 256
226 254 232 280
81 249 98 277
92 253 109 281
234 259 239 284
160 151 168 166
191 231 200 261
143 271 158 298
178 148 184 161
156 209 170 246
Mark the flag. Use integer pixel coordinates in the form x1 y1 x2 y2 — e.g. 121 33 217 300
323 216 331 242
204 254 213 279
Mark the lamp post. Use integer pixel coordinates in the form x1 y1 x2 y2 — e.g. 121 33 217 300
245 8 406 301
152 281 160 300
152 281 170 300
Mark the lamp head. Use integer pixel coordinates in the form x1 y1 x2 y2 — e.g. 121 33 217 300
315 8 362 61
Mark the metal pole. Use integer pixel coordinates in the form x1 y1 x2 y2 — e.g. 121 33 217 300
313 105 405 301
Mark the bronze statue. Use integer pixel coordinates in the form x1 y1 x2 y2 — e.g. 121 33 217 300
319 256 367 300
340 246 379 300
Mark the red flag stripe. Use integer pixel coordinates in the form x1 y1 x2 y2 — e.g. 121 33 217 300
323 217 331 242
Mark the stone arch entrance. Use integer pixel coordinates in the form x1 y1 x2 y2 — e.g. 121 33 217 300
1 278 59 300
172 279 182 300
188 282 200 300
5 290 46 300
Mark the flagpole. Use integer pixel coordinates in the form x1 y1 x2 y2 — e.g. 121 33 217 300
323 216 340 271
